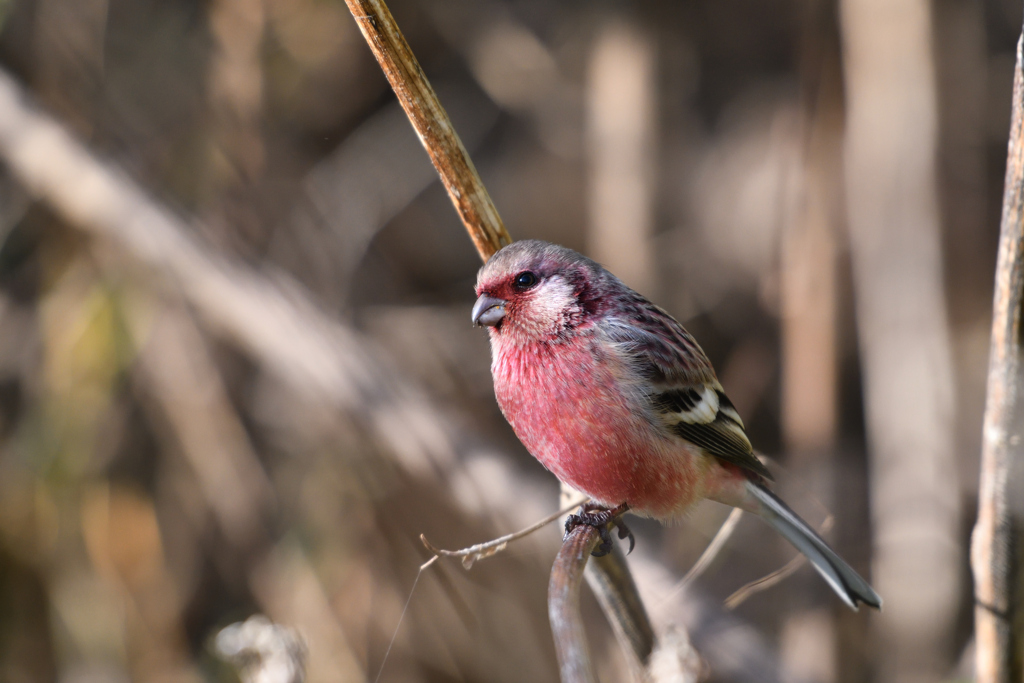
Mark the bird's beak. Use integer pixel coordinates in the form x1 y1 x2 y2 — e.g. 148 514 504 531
472 294 507 327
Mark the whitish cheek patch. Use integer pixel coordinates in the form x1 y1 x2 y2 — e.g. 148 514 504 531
519 277 577 336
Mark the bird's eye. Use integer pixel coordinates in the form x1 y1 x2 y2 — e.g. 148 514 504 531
512 271 539 291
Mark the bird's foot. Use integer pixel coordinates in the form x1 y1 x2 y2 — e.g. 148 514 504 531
563 502 634 557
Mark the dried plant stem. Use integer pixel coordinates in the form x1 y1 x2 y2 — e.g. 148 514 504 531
726 557 805 610
420 498 588 569
725 515 832 610
587 544 655 672
342 0 511 260
678 507 744 590
973 26 1024 683
549 524 602 683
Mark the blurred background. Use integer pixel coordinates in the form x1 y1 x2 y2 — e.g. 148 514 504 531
0 0 1015 681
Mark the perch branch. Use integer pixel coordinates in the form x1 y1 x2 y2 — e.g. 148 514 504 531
342 0 511 260
549 524 602 683
973 25 1024 683
587 544 656 672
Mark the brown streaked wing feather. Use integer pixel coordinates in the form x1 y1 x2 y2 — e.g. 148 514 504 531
603 302 773 481
669 411 773 481
602 300 716 387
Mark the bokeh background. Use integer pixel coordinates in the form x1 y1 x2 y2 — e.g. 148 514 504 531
0 0 1016 681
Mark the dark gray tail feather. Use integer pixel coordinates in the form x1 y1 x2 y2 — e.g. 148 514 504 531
745 480 882 611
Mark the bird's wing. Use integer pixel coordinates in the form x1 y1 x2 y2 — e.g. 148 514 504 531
602 307 773 482
651 384 773 481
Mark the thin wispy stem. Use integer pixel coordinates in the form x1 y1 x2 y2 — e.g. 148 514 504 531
420 498 587 569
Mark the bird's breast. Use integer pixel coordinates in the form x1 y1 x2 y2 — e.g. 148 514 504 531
490 336 713 518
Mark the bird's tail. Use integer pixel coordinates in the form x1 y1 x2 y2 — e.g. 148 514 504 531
745 480 882 611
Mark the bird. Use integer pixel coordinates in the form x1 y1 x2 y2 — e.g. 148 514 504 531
472 239 881 610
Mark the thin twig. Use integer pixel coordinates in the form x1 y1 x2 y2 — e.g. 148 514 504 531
725 514 833 610
421 498 587 569
725 556 805 610
679 507 745 590
549 524 601 683
374 555 438 683
342 0 511 260
650 506 745 619
973 23 1024 683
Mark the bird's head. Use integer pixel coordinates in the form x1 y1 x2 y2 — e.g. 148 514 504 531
473 240 605 344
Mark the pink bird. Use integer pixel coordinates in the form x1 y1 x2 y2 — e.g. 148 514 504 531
473 240 881 610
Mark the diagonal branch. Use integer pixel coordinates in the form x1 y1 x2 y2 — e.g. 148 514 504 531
342 0 511 260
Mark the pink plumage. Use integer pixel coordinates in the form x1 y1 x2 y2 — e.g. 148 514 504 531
490 310 741 519
473 239 881 610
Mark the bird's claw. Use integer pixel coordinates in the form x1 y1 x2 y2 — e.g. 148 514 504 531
593 524 614 557
563 502 633 557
